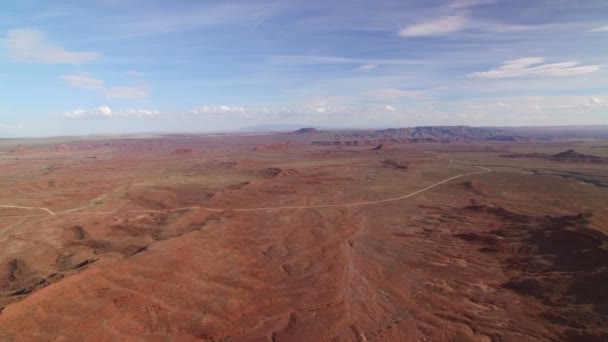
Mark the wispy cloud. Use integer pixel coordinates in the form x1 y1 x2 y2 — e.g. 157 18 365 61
62 73 104 89
61 73 149 99
61 102 406 122
104 86 149 99
109 2 280 39
63 106 160 119
589 25 608 32
0 122 24 130
4 28 100 64
271 55 427 66
479 22 551 33
398 2 554 38
399 16 469 37
63 105 279 120
468 57 602 79
555 96 608 109
190 105 251 118
589 96 602 105
365 88 426 100
449 0 496 9
356 63 378 71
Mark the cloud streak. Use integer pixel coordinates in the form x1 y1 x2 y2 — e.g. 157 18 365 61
271 55 427 66
61 73 149 99
449 0 495 9
468 57 602 79
365 88 426 100
589 25 608 32
63 106 160 119
4 28 100 64
399 16 469 37
356 63 378 71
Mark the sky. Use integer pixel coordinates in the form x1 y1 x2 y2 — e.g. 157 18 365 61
0 0 607 137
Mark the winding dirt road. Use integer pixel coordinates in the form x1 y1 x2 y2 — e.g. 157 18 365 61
0 205 54 215
0 165 492 218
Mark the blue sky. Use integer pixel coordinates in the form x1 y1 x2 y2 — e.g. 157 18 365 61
0 0 607 137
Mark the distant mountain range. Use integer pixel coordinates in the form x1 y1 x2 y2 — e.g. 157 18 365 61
284 125 608 145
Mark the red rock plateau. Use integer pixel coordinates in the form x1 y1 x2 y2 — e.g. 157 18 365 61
0 126 607 341
292 127 319 134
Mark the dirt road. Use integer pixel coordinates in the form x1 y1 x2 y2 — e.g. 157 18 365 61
0 165 492 218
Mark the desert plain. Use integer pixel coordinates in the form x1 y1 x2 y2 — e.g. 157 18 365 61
0 126 607 341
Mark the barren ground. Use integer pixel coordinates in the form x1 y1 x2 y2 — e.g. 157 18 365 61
0 134 607 341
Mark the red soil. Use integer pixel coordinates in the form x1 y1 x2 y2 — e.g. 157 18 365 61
6 145 30 155
49 144 72 152
172 148 194 155
0 133 607 341
253 141 291 151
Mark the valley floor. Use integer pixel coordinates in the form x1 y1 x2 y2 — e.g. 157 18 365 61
0 136 607 341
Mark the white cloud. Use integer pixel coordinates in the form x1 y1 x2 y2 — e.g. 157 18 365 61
581 97 608 109
449 0 495 9
190 105 247 115
63 106 160 119
310 105 348 114
118 109 161 116
558 97 608 109
64 105 281 120
589 25 608 32
457 95 608 124
4 28 100 64
356 63 378 71
468 57 602 79
366 88 425 100
397 11 553 38
62 74 104 89
59 94 608 127
188 105 282 119
61 73 149 99
399 16 469 37
63 106 113 118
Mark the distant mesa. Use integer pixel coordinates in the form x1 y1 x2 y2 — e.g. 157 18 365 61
501 149 605 163
292 127 319 134
172 148 193 155
7 144 30 155
310 126 525 146
551 149 602 162
49 144 71 152
254 141 291 152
